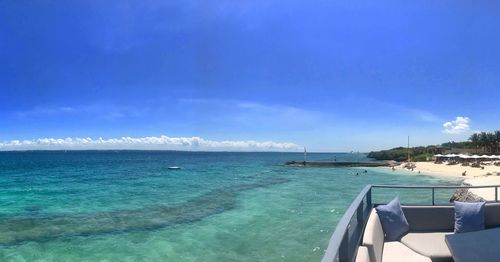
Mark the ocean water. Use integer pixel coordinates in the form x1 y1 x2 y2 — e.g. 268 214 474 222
0 151 461 261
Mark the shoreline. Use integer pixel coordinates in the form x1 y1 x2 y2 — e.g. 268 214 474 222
389 162 500 201
378 166 463 180
395 161 500 178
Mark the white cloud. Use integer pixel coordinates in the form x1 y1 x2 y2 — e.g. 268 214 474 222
410 109 441 123
442 116 471 134
15 104 150 121
16 106 75 118
0 135 300 151
179 98 327 128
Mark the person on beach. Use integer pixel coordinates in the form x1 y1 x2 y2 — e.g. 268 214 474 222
462 171 467 176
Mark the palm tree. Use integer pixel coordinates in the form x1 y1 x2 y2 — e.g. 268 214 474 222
487 133 496 153
470 133 480 153
479 132 489 153
495 130 500 153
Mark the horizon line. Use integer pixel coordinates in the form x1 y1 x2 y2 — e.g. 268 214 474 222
0 149 369 154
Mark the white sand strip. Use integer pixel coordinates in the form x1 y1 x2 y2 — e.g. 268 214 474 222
392 162 500 201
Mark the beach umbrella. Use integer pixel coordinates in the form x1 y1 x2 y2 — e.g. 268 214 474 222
481 155 489 158
459 154 471 159
471 155 481 159
445 154 458 158
434 154 443 157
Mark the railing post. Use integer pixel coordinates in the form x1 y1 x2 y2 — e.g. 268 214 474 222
432 188 435 206
367 188 372 207
496 187 498 202
357 200 364 224
339 233 348 262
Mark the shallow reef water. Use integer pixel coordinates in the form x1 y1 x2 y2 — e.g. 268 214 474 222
0 151 459 261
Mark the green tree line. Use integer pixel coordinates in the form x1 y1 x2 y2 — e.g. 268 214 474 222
469 131 500 154
367 146 439 162
368 130 500 161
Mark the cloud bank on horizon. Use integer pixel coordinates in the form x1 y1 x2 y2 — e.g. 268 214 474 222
0 135 300 151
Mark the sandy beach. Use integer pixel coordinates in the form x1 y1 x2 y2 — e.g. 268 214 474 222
396 161 500 178
394 162 500 200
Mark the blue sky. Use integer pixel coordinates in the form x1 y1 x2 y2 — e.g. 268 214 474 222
1 0 499 151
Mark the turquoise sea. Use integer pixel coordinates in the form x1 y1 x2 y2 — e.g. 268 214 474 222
0 151 461 261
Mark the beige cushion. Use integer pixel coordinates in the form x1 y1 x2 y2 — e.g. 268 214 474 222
355 246 370 262
362 209 385 262
400 232 452 260
383 242 432 262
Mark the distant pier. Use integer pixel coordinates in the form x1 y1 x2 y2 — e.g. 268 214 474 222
285 161 389 167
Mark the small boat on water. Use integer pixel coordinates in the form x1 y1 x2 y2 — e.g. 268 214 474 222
168 166 181 170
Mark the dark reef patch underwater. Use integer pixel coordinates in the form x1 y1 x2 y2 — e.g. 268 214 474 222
0 176 290 246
